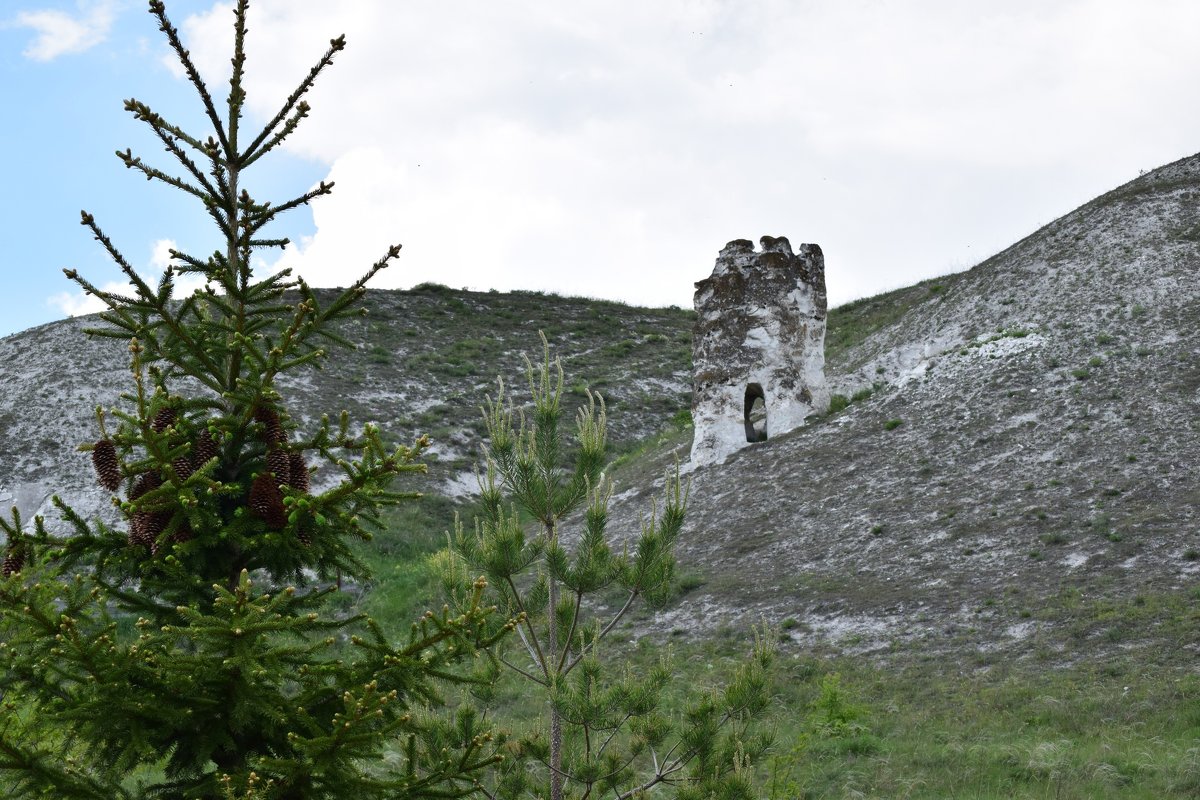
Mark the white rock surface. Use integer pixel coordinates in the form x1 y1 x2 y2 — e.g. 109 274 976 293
690 236 829 465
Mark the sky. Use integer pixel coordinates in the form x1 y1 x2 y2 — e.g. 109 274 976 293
2 0 1200 340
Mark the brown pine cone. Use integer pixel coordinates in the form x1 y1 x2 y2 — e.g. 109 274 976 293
266 448 291 487
151 406 177 433
172 457 194 482
92 439 122 491
254 405 286 445
249 473 287 530
2 545 24 577
129 471 162 501
128 472 164 548
151 520 192 555
192 429 218 468
286 451 310 493
172 520 194 545
129 512 146 546
248 474 275 516
296 525 313 546
130 511 167 548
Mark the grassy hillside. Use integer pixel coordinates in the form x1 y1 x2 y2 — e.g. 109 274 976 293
337 153 1200 797
6 150 1200 796
355 490 1200 798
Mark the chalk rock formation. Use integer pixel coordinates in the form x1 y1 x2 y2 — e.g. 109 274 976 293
690 236 829 466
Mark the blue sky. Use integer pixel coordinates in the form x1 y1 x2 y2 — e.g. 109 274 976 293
1 0 322 338
3 0 1200 340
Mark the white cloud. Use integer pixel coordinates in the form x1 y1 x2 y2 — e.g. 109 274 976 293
48 238 209 318
47 281 124 317
169 0 1200 309
14 1 116 62
149 238 175 271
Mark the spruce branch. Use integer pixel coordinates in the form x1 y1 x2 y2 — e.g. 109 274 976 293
240 34 345 165
147 0 231 155
123 94 213 155
241 101 309 168
168 247 211 273
66 221 227 391
116 145 222 208
247 237 290 249
250 179 335 229
226 0 249 149
72 213 154 299
122 97 222 195
0 737 127 800
311 242 401 321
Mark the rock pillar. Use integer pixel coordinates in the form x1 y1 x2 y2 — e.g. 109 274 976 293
690 236 829 466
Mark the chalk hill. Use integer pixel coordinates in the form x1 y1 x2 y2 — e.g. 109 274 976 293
3 152 1200 664
603 152 1200 664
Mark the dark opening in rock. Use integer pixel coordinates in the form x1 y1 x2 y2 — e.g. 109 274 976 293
744 383 767 442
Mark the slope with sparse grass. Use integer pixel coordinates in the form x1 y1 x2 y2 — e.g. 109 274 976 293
6 150 1200 797
596 150 1200 672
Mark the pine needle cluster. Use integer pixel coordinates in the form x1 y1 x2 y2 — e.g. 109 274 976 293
439 335 776 800
1 2 508 797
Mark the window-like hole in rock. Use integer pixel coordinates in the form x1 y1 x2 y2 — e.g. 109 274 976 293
744 383 767 442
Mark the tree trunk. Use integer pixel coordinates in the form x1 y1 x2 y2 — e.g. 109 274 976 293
547 520 563 800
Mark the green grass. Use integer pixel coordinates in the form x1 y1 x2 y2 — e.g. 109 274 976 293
447 624 1200 799
607 409 693 473
757 655 1200 799
348 492 470 633
340 463 1200 799
851 386 875 403
824 278 959 369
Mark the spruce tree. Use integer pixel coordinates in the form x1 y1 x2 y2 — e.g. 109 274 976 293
440 336 776 800
0 2 507 797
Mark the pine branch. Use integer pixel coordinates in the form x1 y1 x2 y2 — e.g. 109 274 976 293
499 656 548 687
556 590 583 673
614 759 685 800
505 576 550 679
562 590 638 676
594 712 633 760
